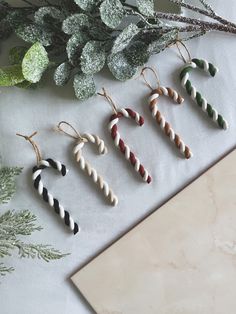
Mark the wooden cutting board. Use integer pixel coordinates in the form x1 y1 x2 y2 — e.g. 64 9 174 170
72 148 236 314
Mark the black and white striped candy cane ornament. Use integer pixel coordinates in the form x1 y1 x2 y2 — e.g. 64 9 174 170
16 132 79 235
140 67 193 159
176 41 228 130
55 121 118 206
98 88 152 184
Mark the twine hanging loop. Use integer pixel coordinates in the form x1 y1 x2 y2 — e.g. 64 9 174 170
16 131 42 165
140 66 161 90
97 88 118 114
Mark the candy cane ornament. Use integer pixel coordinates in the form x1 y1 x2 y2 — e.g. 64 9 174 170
141 67 193 159
17 132 79 235
180 59 228 130
175 41 228 130
98 89 152 184
56 121 118 206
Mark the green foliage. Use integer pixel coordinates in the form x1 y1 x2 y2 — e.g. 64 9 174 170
74 0 99 11
81 41 106 74
147 30 178 54
9 46 27 65
66 32 89 65
100 0 124 29
0 0 222 100
0 65 25 86
16 23 54 46
0 167 22 204
137 0 154 16
112 24 139 54
108 51 138 81
125 41 149 66
0 210 68 277
73 72 96 99
34 7 64 25
62 13 90 34
22 42 49 83
54 62 73 86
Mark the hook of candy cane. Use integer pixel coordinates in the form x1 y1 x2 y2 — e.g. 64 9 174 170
32 159 79 234
56 122 118 206
180 58 228 130
16 132 79 235
108 108 152 184
149 86 193 159
141 67 193 159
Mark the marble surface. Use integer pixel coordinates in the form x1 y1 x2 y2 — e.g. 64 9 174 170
72 149 236 314
0 1 236 313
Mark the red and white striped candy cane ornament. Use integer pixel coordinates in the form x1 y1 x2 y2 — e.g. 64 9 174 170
141 67 193 159
98 88 152 184
16 132 79 235
56 121 118 206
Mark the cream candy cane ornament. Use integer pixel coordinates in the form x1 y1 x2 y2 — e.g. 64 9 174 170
56 121 118 206
141 67 193 159
16 132 79 235
98 88 152 184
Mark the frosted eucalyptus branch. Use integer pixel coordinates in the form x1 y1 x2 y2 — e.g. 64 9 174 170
0 0 236 100
153 12 236 34
169 0 236 29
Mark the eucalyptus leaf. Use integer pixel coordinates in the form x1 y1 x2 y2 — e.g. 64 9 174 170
112 23 139 54
0 65 25 86
73 72 96 100
62 13 90 35
81 41 106 74
9 46 28 65
54 62 72 86
66 32 90 65
124 41 149 66
137 0 154 16
6 11 28 28
35 7 64 25
107 51 138 81
22 42 49 83
148 30 178 54
16 23 54 46
74 0 99 11
100 0 124 29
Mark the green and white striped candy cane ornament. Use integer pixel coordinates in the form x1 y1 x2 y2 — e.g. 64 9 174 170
177 42 228 130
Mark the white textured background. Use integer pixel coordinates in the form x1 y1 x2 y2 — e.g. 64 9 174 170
1 1 236 313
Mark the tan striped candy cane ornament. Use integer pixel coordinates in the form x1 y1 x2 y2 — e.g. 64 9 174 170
56 121 118 206
141 67 193 159
16 131 79 235
98 88 152 184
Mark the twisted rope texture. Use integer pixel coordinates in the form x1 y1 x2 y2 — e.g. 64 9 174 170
32 158 79 235
108 108 152 184
180 58 228 130
149 86 193 159
74 133 118 206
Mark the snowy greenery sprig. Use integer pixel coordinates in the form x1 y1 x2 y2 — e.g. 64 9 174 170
0 0 236 100
0 165 68 277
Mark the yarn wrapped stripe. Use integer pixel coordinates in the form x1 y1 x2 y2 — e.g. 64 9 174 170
149 86 193 159
108 108 152 184
74 133 118 206
32 158 79 235
180 58 228 130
